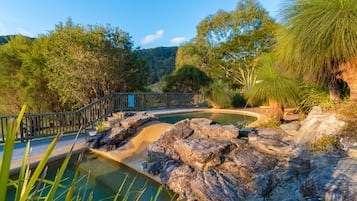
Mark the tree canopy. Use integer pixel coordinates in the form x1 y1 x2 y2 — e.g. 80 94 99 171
0 20 148 114
277 0 357 101
163 65 211 93
176 0 278 92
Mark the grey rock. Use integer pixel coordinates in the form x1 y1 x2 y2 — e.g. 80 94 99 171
196 124 240 141
120 113 158 128
340 136 357 151
310 157 357 201
144 161 162 175
191 169 248 201
101 127 136 145
166 165 195 200
173 138 234 170
295 109 345 146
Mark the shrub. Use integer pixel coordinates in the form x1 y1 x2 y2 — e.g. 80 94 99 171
299 83 335 114
310 135 340 152
205 80 233 109
231 93 246 108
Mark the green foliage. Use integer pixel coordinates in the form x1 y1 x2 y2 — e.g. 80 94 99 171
46 20 148 109
278 0 357 82
138 47 178 84
231 93 246 108
0 20 148 114
0 106 26 201
298 83 335 113
96 120 106 133
205 80 234 109
245 55 300 107
250 116 281 128
337 101 357 136
164 65 212 93
176 0 278 91
310 135 340 152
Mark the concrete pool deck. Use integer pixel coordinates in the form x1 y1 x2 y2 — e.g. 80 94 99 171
0 134 87 175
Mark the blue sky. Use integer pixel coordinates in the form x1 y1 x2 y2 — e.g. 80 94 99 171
0 0 284 48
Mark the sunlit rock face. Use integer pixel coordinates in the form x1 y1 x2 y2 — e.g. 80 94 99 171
144 116 357 201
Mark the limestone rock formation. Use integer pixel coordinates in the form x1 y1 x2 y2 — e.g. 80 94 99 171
294 106 346 146
173 139 235 170
85 112 158 150
143 116 357 201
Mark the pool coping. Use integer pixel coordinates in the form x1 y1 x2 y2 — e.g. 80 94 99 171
5 134 88 175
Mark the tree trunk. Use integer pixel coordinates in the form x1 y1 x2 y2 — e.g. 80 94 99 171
340 61 357 102
329 79 342 102
269 99 284 121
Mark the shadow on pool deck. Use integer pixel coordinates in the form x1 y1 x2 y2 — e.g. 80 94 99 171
0 134 87 175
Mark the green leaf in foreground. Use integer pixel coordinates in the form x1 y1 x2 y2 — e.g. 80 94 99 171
0 105 27 201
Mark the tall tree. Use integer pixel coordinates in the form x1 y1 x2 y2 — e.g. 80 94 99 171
176 0 278 92
278 0 357 101
46 20 147 109
0 35 31 114
163 65 211 93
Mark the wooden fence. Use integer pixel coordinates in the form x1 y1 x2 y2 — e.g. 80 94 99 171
0 92 198 143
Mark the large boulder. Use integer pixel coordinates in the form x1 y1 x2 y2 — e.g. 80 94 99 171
191 169 248 201
189 118 239 140
147 119 194 161
101 127 136 145
166 165 196 200
309 157 357 201
248 129 298 157
120 112 158 128
295 106 346 146
173 139 235 170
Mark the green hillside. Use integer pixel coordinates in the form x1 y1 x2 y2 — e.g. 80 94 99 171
0 35 34 45
138 46 177 84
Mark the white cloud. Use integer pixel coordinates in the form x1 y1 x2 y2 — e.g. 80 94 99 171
170 37 186 45
141 29 164 45
16 27 34 37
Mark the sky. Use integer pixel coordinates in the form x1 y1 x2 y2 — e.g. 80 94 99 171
0 0 284 49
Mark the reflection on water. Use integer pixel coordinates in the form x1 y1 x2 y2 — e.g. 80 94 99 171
7 152 176 201
158 112 256 127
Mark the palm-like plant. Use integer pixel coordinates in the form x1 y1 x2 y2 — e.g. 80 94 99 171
245 54 300 121
277 0 357 101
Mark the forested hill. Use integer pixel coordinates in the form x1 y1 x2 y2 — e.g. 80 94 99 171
1 35 177 85
138 46 177 84
0 35 34 45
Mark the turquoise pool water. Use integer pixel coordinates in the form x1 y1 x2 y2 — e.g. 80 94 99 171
158 111 256 127
7 152 175 201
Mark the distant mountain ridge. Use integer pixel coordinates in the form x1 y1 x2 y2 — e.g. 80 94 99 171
0 35 35 45
138 46 177 84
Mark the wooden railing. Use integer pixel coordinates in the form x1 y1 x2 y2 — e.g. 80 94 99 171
0 92 199 143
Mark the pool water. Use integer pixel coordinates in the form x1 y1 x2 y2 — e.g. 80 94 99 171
7 152 176 201
158 112 256 127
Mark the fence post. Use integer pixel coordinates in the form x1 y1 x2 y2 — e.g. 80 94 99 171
20 120 25 142
167 93 170 108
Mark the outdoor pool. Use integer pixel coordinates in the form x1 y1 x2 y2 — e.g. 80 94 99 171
7 152 175 201
158 111 257 127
